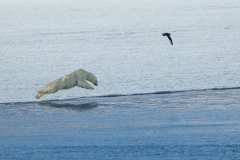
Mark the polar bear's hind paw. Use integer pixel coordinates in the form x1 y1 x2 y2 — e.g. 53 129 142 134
36 93 44 99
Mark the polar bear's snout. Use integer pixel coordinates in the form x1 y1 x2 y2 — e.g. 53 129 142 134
94 81 98 86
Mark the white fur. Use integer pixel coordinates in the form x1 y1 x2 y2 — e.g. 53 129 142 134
36 69 98 99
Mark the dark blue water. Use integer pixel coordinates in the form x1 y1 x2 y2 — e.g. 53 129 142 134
1 88 240 159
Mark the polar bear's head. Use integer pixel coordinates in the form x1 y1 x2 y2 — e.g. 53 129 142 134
86 72 98 86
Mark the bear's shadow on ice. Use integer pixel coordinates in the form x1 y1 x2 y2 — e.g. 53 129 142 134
38 101 98 112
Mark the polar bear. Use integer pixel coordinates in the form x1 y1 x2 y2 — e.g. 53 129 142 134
36 69 98 99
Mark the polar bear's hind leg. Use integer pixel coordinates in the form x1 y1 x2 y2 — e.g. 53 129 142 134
35 85 59 99
36 92 44 99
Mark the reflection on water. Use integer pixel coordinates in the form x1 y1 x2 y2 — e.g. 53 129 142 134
38 101 98 111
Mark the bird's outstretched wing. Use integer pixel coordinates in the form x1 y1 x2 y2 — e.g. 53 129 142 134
167 35 173 45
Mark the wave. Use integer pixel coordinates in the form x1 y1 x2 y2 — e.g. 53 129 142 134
1 86 240 105
96 86 240 98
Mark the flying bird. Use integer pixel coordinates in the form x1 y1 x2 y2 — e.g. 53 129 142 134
162 33 173 45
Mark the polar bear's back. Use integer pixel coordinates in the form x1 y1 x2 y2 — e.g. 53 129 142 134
44 74 77 90
62 76 78 90
59 69 89 89
72 69 88 79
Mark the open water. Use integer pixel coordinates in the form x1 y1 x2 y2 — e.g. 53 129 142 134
0 0 240 159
